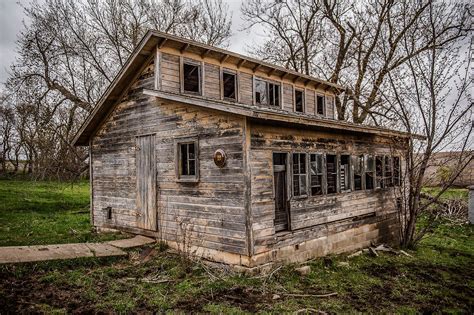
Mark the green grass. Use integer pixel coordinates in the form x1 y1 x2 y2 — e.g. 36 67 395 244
0 179 125 246
422 186 468 200
0 181 472 313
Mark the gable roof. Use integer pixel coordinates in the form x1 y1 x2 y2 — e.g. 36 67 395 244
73 30 422 146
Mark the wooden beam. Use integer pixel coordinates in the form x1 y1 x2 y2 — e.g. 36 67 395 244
281 72 289 80
253 64 262 73
292 75 300 83
158 38 168 49
304 78 311 87
201 49 211 58
220 54 230 64
180 43 190 54
237 59 246 68
267 68 276 77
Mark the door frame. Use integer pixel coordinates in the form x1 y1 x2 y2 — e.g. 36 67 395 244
272 152 290 232
135 133 158 231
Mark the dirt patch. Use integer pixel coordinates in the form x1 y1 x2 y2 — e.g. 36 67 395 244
355 262 474 313
176 286 272 312
1 274 92 313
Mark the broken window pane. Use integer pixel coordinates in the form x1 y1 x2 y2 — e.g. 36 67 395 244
310 154 323 195
255 79 267 105
223 72 236 100
295 90 304 112
293 153 307 197
340 155 351 192
376 156 384 188
317 95 325 115
183 63 200 93
353 155 364 191
326 154 337 194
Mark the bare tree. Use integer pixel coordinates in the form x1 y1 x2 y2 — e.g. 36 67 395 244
241 0 471 123
383 3 473 248
5 0 232 180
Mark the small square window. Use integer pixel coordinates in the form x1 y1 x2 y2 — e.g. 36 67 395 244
295 89 304 113
223 71 236 100
183 62 201 94
176 138 199 182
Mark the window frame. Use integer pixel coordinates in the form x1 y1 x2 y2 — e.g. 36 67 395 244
181 59 202 95
254 77 281 108
294 88 305 113
325 95 335 119
365 154 376 190
339 154 352 193
393 156 401 187
292 152 308 198
316 93 326 116
221 69 238 102
325 153 339 194
175 136 200 183
352 154 365 191
309 153 324 196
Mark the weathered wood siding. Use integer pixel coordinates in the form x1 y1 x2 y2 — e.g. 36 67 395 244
239 72 253 105
249 123 402 256
305 89 315 115
91 58 248 255
160 53 180 93
136 134 156 230
282 83 293 112
157 51 337 118
204 63 220 99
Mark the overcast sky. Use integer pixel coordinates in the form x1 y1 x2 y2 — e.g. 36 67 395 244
0 0 262 85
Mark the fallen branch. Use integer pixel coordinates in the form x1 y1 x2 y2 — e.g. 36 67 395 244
284 292 337 298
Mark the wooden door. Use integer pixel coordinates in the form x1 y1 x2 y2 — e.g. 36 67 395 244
136 134 157 231
273 153 289 232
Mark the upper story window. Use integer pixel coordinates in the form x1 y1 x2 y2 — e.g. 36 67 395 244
183 62 201 94
316 94 325 115
255 79 280 107
295 89 304 113
223 71 237 100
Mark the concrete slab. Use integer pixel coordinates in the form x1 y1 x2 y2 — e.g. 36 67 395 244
0 243 127 264
106 235 156 249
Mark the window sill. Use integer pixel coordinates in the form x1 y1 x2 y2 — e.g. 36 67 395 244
292 195 308 200
177 177 199 183
182 91 202 96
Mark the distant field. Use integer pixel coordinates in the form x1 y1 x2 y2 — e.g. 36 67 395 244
0 180 125 246
423 186 468 200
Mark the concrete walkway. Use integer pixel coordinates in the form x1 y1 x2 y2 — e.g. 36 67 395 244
0 235 155 264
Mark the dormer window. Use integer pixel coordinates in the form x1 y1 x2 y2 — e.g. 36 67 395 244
295 89 304 113
255 79 280 107
223 71 237 100
316 94 325 115
183 61 201 94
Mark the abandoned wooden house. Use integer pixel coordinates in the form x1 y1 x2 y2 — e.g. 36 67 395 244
73 30 413 269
